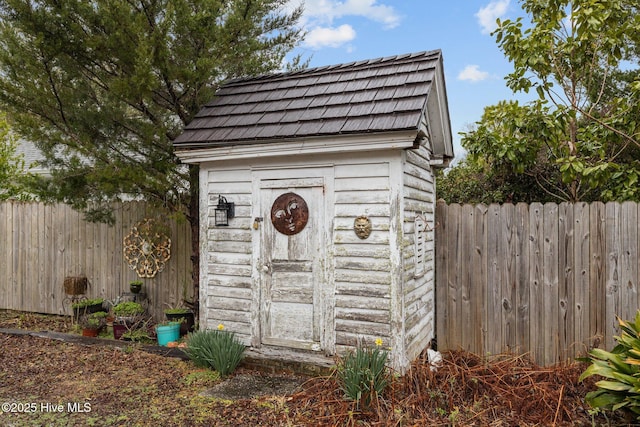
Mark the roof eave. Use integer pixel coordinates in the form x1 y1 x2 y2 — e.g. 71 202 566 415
175 130 419 164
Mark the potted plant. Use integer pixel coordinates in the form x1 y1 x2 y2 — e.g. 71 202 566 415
112 301 145 340
129 280 143 294
164 307 195 336
80 311 107 337
72 298 105 318
113 301 144 319
155 321 181 346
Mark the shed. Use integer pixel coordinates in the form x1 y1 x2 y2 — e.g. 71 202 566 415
173 50 454 372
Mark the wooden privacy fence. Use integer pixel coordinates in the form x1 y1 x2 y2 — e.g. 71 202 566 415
435 200 640 366
0 201 192 320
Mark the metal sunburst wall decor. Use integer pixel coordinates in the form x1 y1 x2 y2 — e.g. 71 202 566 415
123 218 171 278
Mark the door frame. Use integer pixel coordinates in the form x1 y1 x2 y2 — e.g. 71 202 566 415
250 166 335 355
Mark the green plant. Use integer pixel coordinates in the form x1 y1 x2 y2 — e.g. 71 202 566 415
129 280 143 286
183 326 245 378
81 311 108 329
164 307 191 315
580 311 640 421
121 329 152 343
113 301 144 317
71 298 104 309
184 369 220 386
157 320 181 327
337 338 390 409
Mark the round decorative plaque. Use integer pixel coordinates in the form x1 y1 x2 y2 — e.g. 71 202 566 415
123 218 171 278
270 192 309 235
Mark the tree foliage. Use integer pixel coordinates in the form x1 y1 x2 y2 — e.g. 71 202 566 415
0 0 304 308
439 0 640 204
0 113 28 200
0 0 304 221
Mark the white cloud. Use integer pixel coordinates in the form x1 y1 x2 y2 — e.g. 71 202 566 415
476 0 510 34
288 0 401 50
458 65 489 82
304 24 357 49
299 0 400 29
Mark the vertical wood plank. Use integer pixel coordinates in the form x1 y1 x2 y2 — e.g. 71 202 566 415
558 203 574 362
18 202 26 310
473 204 488 355
9 201 17 309
460 204 474 351
589 202 606 350
435 200 449 351
501 204 516 353
486 204 501 356
529 202 544 363
605 202 621 350
619 201 638 323
446 203 461 349
515 203 530 355
543 203 559 364
0 202 8 308
573 202 590 358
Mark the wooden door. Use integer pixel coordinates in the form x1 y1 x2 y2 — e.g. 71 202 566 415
259 179 325 351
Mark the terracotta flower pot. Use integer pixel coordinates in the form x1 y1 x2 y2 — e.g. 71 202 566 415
82 328 99 337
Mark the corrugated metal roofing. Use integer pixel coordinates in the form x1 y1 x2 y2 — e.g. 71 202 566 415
173 50 444 148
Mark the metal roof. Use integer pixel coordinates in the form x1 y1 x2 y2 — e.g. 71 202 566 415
173 50 453 158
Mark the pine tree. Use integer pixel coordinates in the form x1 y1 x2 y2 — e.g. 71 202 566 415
0 0 304 310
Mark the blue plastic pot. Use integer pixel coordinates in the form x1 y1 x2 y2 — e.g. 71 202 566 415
156 322 180 346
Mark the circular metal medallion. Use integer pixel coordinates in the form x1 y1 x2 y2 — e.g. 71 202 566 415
271 192 309 235
123 218 171 278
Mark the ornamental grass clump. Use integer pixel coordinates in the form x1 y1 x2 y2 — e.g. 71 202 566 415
580 311 640 421
337 338 390 410
183 325 245 377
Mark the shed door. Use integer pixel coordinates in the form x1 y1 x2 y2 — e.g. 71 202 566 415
259 179 325 351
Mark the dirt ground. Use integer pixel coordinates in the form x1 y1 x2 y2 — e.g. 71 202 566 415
0 310 633 426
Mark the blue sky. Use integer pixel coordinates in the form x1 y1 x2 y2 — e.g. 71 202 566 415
286 0 535 159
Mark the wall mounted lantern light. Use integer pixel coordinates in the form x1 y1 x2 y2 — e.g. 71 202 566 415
215 195 235 226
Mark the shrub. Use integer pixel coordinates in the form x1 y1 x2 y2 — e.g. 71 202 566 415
113 301 144 317
580 312 640 421
121 329 152 343
183 326 245 377
71 298 104 309
337 338 390 409
81 311 108 329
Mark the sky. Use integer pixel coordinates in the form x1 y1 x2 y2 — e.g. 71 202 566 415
286 0 536 160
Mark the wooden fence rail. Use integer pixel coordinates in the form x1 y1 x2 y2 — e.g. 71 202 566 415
435 200 640 365
0 201 193 320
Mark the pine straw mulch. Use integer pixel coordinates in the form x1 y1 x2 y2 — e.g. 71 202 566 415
0 310 633 426
287 349 632 426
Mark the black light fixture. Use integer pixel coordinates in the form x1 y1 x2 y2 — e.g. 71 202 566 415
215 195 235 226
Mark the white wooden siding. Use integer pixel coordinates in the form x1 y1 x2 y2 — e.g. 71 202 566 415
203 167 254 342
199 148 438 371
333 161 393 352
402 147 436 360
